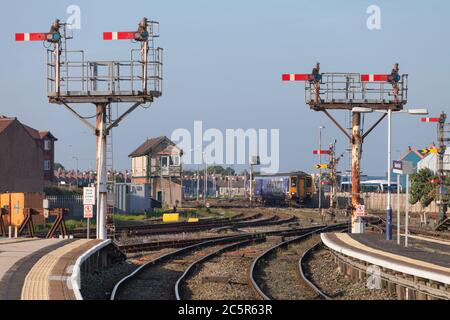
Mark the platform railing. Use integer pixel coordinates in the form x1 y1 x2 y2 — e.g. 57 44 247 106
47 48 163 98
305 73 408 106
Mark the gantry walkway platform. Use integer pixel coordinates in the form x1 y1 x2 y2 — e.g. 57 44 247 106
0 238 102 300
321 233 450 299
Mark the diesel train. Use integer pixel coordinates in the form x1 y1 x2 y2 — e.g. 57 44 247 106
253 172 314 206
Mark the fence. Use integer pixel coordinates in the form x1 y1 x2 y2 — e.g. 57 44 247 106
359 193 439 214
46 195 84 219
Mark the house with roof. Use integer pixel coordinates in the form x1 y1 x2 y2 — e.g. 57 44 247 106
0 116 57 192
129 136 183 207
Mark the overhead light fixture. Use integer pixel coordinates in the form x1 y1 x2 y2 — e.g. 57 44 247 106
352 107 373 113
407 108 429 115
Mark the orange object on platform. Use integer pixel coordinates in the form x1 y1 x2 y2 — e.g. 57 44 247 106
0 193 45 227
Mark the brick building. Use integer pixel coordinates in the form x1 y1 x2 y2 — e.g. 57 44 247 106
129 136 183 207
0 116 57 192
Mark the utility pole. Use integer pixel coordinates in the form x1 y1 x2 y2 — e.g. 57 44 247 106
437 113 448 223
204 152 208 207
351 112 362 232
319 126 325 215
249 164 254 207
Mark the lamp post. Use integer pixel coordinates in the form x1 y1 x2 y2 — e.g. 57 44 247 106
73 156 79 188
203 151 208 207
378 108 429 240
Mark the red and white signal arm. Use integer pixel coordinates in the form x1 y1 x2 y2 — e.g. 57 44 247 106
84 205 94 219
355 205 366 217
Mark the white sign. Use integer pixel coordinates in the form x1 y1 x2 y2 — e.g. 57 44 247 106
356 204 366 217
393 160 415 175
84 205 94 219
43 199 49 218
83 187 96 205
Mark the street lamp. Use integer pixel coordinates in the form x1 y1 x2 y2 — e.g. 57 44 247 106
73 156 79 188
375 108 429 240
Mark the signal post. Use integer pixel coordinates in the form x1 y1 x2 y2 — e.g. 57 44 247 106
16 18 163 240
283 64 408 233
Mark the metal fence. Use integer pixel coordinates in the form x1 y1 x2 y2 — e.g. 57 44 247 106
46 195 84 219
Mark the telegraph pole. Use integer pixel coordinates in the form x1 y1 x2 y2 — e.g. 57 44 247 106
351 112 362 232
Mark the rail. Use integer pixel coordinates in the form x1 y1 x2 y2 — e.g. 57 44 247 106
248 223 348 300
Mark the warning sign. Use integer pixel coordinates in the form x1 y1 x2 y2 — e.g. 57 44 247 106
84 205 94 219
355 205 366 217
83 187 96 205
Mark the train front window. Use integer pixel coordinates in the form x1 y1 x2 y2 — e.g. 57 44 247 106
291 178 297 188
305 178 312 188
291 177 297 188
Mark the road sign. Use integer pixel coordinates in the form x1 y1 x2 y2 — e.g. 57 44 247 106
83 187 96 205
355 204 365 217
84 205 94 219
393 160 415 175
315 164 329 169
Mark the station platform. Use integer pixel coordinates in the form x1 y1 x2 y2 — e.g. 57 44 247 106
0 238 101 300
321 233 450 299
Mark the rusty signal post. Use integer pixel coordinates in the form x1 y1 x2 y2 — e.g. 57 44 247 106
283 63 408 233
16 18 163 240
422 113 449 226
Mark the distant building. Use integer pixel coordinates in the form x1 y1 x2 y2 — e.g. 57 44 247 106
417 148 450 173
22 126 58 185
129 136 183 207
0 116 57 193
389 147 425 190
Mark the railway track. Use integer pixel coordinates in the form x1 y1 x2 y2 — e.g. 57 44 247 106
34 212 263 239
117 215 299 254
248 224 347 300
110 225 329 300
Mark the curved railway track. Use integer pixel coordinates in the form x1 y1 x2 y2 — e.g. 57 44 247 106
110 225 328 300
34 212 271 239
248 224 347 300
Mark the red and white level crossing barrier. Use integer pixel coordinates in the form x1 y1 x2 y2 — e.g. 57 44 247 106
360 74 389 82
103 32 135 40
282 74 311 81
15 33 47 41
421 117 440 123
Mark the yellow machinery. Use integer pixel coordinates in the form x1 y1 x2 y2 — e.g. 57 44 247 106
163 213 180 223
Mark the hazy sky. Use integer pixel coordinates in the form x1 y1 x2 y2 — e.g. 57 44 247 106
1 0 449 175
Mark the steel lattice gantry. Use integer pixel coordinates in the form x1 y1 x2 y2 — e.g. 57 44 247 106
283 64 408 233
17 18 163 240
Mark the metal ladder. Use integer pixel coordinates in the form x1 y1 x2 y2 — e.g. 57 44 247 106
105 104 116 235
436 120 449 229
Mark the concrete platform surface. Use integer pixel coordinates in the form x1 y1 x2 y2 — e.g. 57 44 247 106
0 238 101 300
321 233 450 285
